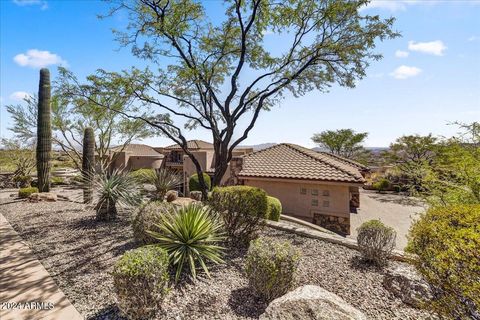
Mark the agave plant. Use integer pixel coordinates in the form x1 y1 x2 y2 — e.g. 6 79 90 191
149 203 225 281
140 168 182 201
93 169 143 221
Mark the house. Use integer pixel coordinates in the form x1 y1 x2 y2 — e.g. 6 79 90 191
109 144 164 170
228 143 368 235
154 140 253 194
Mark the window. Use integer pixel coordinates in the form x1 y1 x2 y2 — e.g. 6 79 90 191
323 190 330 197
311 199 318 207
300 188 307 195
311 189 318 196
323 200 330 207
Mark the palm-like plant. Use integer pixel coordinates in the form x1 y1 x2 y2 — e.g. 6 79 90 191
94 169 143 221
149 203 225 281
140 168 182 201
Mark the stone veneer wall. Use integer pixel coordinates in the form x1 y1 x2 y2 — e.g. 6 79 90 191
313 213 350 235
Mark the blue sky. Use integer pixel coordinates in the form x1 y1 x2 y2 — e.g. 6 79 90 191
1 0 479 148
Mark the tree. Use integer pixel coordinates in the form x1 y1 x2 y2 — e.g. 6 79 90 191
311 129 369 159
85 0 398 197
387 134 437 193
6 68 155 170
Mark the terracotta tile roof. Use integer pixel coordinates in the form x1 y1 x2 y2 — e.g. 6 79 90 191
112 144 164 157
165 140 214 150
238 143 365 183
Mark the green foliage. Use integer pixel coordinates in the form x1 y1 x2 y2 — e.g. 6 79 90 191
18 187 39 198
132 201 173 245
266 196 282 221
93 169 143 221
245 237 300 301
372 178 390 193
189 173 211 192
357 220 396 267
139 168 182 200
129 168 155 182
13 175 32 188
112 245 170 320
406 205 480 319
209 186 268 244
311 129 369 159
51 176 65 185
148 203 225 282
36 68 52 192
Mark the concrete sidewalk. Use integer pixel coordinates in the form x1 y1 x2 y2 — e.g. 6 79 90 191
0 213 83 320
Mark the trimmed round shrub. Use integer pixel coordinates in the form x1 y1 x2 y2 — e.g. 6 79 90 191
18 187 39 198
209 186 268 244
373 178 390 192
132 202 174 245
245 237 300 301
406 205 480 319
112 245 170 320
188 173 211 192
51 176 65 185
165 190 178 202
357 219 396 266
129 168 155 183
266 196 282 221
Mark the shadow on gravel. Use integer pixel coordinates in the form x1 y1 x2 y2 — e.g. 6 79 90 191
349 255 385 272
366 192 424 207
87 304 125 320
228 287 268 318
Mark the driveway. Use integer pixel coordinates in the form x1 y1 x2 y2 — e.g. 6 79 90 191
349 189 427 250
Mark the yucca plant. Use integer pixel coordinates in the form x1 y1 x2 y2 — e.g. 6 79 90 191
94 169 143 221
139 168 182 201
149 203 225 281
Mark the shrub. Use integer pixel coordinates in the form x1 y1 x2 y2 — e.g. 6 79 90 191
93 169 143 221
137 168 182 200
51 176 65 185
245 237 300 301
13 175 32 188
356 219 396 266
406 205 480 319
266 196 282 221
18 187 38 198
209 186 268 244
112 245 170 320
149 203 225 281
165 190 178 202
373 178 390 192
188 173 211 192
129 168 155 182
132 202 174 245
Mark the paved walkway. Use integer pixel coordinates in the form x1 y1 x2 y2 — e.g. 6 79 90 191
0 213 83 320
349 190 427 250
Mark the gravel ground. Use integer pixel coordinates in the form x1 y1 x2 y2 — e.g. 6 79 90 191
1 190 434 320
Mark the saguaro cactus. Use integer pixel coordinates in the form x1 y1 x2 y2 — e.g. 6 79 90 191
36 68 52 192
82 127 95 203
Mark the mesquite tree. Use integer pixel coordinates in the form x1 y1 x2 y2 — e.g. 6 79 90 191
82 127 95 203
36 68 52 192
92 0 398 196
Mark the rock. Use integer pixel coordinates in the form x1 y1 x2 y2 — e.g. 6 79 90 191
29 192 57 202
165 190 178 202
260 285 366 320
383 264 432 307
189 191 202 201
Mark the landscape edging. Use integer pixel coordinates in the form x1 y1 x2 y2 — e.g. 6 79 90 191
265 220 411 263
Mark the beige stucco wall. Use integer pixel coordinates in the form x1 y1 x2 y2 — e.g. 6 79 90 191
128 156 163 170
242 178 352 219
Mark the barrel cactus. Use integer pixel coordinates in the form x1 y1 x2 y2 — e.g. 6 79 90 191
82 127 95 203
36 68 52 192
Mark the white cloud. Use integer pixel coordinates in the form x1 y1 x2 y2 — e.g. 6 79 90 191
13 0 48 10
408 40 447 56
390 65 422 80
14 49 67 68
9 91 32 101
468 35 479 42
395 50 409 58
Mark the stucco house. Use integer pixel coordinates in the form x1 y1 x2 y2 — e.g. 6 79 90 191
228 143 368 235
109 144 164 170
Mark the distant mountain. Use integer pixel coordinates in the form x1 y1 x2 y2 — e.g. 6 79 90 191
312 146 389 154
240 143 277 151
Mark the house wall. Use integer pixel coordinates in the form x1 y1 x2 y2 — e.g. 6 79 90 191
128 156 163 170
242 178 353 235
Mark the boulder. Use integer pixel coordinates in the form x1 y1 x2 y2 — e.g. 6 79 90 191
260 285 366 320
383 264 432 307
189 191 203 201
29 192 57 202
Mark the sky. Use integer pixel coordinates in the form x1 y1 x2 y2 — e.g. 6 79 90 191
1 0 479 148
